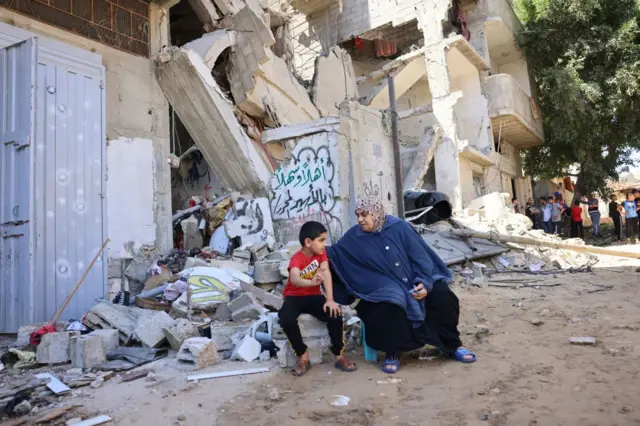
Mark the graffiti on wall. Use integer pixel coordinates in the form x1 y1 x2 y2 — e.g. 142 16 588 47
269 134 344 241
225 198 275 247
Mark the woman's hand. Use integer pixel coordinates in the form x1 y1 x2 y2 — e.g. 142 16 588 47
412 283 428 300
324 300 342 318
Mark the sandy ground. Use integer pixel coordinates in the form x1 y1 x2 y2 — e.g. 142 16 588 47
3 241 640 426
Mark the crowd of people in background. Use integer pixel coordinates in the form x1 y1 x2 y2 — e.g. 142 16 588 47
520 189 640 244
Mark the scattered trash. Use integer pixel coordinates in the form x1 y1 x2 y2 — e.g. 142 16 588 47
377 378 402 384
329 395 350 407
36 373 71 394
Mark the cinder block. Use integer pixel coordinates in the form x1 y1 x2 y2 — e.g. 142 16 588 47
210 323 252 351
162 319 200 351
177 337 217 369
36 332 77 364
88 329 119 355
135 311 176 348
70 335 106 369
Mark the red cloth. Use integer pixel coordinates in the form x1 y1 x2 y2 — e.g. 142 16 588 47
571 206 583 222
283 251 328 297
354 36 364 51
374 39 397 57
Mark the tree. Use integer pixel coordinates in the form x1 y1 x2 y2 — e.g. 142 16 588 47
515 0 640 197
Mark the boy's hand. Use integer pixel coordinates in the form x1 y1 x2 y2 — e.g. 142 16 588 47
324 300 342 318
411 283 428 300
312 272 324 286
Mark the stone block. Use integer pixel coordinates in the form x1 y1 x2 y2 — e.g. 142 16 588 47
251 242 270 261
210 323 251 351
231 249 251 264
209 259 250 274
36 332 76 364
253 260 283 283
88 329 119 355
232 335 261 362
274 336 329 367
213 304 233 321
228 293 263 321
135 311 176 348
162 319 200 351
272 314 329 340
177 337 217 369
70 335 106 369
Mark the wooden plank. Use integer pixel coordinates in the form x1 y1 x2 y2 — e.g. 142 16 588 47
187 367 269 381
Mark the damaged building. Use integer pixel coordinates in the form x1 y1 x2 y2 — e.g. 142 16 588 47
0 0 543 331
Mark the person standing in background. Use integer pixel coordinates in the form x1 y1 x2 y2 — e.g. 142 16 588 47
583 193 602 237
525 198 540 229
609 194 622 241
621 192 639 244
634 189 640 236
543 197 553 233
551 196 563 234
570 200 584 239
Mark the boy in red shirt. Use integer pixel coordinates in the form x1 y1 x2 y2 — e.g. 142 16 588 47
570 200 584 239
278 221 357 377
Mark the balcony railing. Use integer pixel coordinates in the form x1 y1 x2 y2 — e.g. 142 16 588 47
485 73 544 148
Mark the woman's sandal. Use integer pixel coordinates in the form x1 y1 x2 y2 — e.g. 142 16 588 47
292 359 311 377
453 347 477 363
334 357 358 372
381 354 400 374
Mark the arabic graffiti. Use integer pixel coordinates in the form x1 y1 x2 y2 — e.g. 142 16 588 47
270 143 337 219
361 179 380 197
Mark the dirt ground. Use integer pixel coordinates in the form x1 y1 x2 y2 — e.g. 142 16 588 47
3 242 640 426
42 246 638 426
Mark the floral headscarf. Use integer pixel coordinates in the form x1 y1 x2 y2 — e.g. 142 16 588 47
356 196 386 233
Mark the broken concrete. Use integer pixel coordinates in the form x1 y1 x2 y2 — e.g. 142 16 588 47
210 323 252 351
274 336 328 367
403 126 442 191
232 335 262 362
253 260 283 283
225 198 275 247
365 52 428 109
157 47 270 195
135 311 176 348
82 303 143 344
177 337 217 369
36 332 75 364
210 259 250 273
228 293 264 321
183 30 237 70
70 335 106 369
162 319 201 351
187 0 220 32
213 304 233 321
312 47 358 117
181 215 203 251
88 329 120 356
238 281 283 310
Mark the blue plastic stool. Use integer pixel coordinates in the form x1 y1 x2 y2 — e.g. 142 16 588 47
361 323 378 362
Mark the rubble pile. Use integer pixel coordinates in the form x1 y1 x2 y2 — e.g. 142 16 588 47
445 192 597 278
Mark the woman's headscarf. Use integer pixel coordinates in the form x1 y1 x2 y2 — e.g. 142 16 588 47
356 196 386 233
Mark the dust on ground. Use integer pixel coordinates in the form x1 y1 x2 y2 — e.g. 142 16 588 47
53 250 640 426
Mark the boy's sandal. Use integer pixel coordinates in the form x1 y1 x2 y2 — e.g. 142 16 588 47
381 358 400 374
334 357 357 372
453 347 477 363
292 360 311 377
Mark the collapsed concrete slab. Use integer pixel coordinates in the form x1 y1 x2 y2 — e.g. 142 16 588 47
177 337 217 369
183 30 237 70
311 47 359 117
224 5 320 125
163 319 200 351
365 53 428 109
157 47 271 195
403 126 442 191
135 311 176 348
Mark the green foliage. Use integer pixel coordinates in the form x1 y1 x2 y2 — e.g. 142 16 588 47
515 0 640 195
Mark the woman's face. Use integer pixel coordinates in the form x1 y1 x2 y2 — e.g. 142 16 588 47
356 209 375 232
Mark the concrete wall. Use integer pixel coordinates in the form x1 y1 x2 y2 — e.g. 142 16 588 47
0 6 173 261
337 0 423 41
498 57 531 96
269 101 396 242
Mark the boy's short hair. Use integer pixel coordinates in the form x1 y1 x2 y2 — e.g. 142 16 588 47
610 194 617 199
547 196 554 200
299 221 327 245
574 200 580 206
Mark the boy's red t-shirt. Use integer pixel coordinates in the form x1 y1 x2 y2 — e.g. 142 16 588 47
283 251 327 297
571 206 583 222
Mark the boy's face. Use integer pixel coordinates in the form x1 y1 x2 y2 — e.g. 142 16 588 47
611 195 617 202
628 193 635 201
305 232 327 256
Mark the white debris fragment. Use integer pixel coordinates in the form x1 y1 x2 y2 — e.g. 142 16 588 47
569 337 596 345
329 395 350 407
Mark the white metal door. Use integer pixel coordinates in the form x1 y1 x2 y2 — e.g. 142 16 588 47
0 38 37 332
